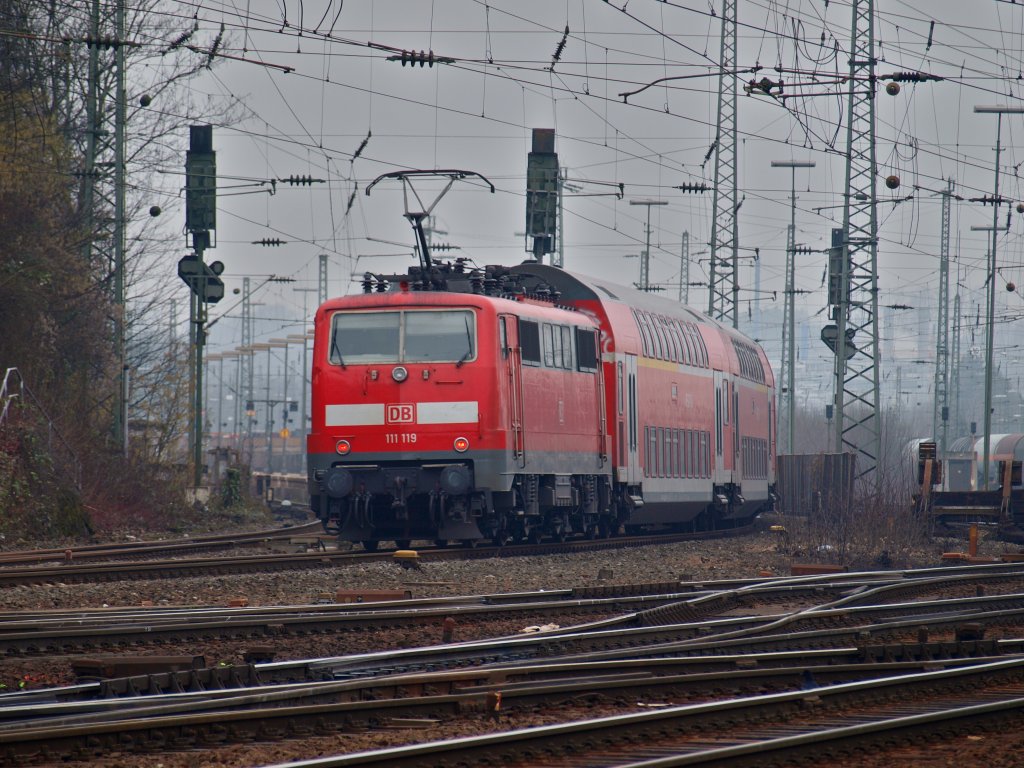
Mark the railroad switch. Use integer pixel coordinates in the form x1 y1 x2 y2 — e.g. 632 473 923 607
956 623 985 642
71 655 205 680
335 589 412 603
790 563 848 576
485 690 502 719
442 616 456 643
243 645 276 663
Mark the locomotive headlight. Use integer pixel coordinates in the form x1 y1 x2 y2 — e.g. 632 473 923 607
391 365 408 383
335 439 352 455
453 436 470 453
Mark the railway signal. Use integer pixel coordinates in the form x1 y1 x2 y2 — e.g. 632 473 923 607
821 324 856 360
177 254 224 304
183 124 219 489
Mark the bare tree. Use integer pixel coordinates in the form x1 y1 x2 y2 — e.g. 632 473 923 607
0 0 239 533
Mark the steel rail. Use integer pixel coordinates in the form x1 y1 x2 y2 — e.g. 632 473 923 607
0 526 759 587
0 652 1017 765
247 657 1024 767
0 521 323 565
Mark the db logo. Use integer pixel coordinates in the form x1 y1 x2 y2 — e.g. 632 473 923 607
386 403 415 424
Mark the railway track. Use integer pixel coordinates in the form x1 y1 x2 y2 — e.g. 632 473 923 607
0 520 323 567
2 653 1017 766
4 564 1024 663
3 565 1024 764
242 658 1024 768
1 629 1023 764
0 525 758 587
0 584 690 657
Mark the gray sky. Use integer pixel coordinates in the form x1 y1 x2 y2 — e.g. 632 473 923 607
156 0 1024 397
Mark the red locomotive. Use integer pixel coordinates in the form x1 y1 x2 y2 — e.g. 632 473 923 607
307 259 776 549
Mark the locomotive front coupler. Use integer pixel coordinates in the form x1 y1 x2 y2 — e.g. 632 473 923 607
391 476 410 519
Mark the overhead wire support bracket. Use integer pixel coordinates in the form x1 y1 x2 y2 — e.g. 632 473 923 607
560 177 624 199
618 67 757 103
365 169 494 275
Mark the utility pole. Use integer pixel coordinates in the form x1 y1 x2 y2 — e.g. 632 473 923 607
168 299 178 347
951 278 962 437
238 277 252 462
217 352 237 446
246 344 271 473
232 351 243 452
772 160 816 455
113 0 127 454
933 179 955 457
204 353 220 451
708 0 740 328
264 345 275 473
629 199 668 292
679 231 690 305
830 0 881 481
270 339 293 473
971 104 1024 489
555 168 567 268
293 287 319 465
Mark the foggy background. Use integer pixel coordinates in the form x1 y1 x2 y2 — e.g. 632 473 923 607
144 0 1024 445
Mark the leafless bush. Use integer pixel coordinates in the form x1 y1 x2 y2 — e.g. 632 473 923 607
780 471 933 570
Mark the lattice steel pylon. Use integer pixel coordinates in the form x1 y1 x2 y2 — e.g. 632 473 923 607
80 0 127 450
832 0 881 480
240 277 253 461
707 0 739 328
932 179 954 457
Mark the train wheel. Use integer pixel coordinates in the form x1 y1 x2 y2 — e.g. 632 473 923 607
361 540 379 552
434 539 450 548
527 528 543 545
395 539 412 550
584 524 598 540
461 539 478 549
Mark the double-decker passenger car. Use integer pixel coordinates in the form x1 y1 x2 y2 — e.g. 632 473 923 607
307 261 775 549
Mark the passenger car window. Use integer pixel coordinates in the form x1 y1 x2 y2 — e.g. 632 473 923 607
577 328 599 372
560 326 574 369
521 320 541 365
543 324 556 367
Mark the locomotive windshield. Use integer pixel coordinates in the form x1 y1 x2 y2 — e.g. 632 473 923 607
329 309 475 365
